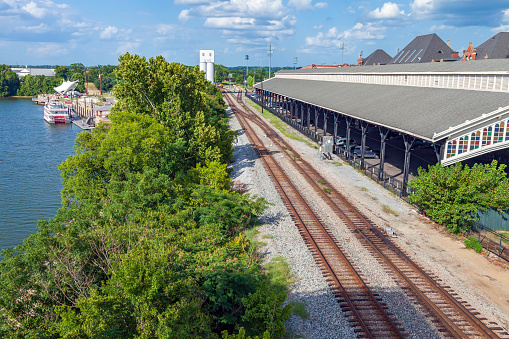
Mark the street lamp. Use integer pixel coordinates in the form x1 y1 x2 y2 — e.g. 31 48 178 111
268 44 273 79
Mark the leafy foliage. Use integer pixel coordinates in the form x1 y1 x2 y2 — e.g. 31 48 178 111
0 54 290 338
409 161 509 233
464 236 483 253
0 64 20 97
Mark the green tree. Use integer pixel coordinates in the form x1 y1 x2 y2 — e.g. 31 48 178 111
215 64 228 82
54 65 70 80
0 64 20 97
246 75 254 88
408 160 509 232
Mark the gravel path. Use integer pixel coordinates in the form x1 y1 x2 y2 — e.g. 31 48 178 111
227 95 509 338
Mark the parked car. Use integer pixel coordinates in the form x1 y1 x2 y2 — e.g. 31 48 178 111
349 145 379 158
336 137 356 148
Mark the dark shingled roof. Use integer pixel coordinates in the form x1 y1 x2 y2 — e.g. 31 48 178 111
255 78 509 141
389 33 454 64
362 49 392 66
476 32 509 60
276 58 509 75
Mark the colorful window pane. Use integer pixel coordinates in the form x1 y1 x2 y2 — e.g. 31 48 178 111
493 123 504 144
458 136 468 154
470 131 481 150
446 140 457 158
482 126 493 146
506 120 509 141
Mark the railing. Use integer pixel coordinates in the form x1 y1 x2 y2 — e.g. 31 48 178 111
246 94 410 197
469 221 509 262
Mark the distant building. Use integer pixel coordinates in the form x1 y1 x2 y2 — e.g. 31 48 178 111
463 32 509 61
389 33 457 64
357 49 392 66
301 63 355 69
10 67 55 78
199 50 215 83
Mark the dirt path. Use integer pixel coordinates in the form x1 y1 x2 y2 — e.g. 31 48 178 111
242 93 509 331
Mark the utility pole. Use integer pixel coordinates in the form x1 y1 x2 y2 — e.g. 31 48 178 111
293 57 298 70
340 42 345 65
245 54 249 86
268 44 273 79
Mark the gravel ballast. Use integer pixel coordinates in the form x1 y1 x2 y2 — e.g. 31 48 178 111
226 97 509 338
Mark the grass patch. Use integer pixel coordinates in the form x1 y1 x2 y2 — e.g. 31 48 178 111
317 179 326 185
382 204 399 216
464 236 483 253
323 187 331 194
501 232 509 244
333 161 343 166
360 186 368 192
262 234 274 239
282 146 289 150
292 154 301 161
288 301 309 319
246 101 316 148
264 256 295 294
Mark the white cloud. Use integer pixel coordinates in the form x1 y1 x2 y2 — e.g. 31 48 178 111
178 9 191 23
100 25 118 39
116 41 140 55
29 42 68 57
22 1 47 18
288 0 312 10
313 24 323 29
492 8 509 31
305 22 385 48
174 0 209 4
368 2 405 19
204 17 255 29
315 2 327 9
191 0 287 20
429 24 453 31
410 0 434 14
15 23 50 32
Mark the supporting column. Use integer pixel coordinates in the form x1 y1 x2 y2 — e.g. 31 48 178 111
306 104 311 129
433 142 444 165
299 102 304 126
345 117 353 160
378 127 390 182
314 107 319 134
402 134 415 197
360 121 368 169
323 110 328 136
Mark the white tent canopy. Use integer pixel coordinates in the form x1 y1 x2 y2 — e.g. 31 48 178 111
54 80 79 94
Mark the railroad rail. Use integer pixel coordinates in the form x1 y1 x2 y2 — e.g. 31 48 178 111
226 89 508 338
225 90 405 338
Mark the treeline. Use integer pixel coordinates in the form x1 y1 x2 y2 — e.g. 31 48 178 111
215 65 292 85
0 54 291 338
0 63 117 97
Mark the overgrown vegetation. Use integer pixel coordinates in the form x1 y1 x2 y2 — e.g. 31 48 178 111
0 54 291 338
382 204 399 216
288 302 309 319
464 236 483 253
408 161 509 233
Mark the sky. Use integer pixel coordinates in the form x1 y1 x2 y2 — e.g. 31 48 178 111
1 0 509 68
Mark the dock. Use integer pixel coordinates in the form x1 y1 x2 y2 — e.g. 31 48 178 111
72 117 94 130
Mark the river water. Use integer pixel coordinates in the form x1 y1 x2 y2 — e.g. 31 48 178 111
0 98 81 250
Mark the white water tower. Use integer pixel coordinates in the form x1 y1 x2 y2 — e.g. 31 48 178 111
199 49 215 83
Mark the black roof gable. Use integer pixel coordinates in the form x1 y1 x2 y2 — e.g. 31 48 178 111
362 49 392 65
389 33 454 64
476 32 509 59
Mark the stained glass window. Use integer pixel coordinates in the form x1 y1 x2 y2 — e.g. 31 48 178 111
470 131 480 150
458 136 469 154
493 123 504 144
482 126 492 146
446 139 457 158
506 120 509 141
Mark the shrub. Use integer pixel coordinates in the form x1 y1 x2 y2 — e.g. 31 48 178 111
464 236 483 253
408 161 509 233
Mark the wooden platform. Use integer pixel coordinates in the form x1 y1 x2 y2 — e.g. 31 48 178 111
72 119 94 130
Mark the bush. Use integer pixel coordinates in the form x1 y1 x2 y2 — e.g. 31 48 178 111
408 161 509 233
464 236 483 253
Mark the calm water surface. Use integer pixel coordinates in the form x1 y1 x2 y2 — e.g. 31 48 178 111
0 98 80 250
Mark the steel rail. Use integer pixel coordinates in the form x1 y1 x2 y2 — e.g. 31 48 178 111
230 89 504 339
225 91 404 338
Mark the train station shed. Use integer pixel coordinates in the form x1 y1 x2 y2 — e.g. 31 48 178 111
254 58 509 193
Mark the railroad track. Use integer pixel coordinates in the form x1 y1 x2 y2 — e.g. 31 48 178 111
225 89 509 338
225 90 405 338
